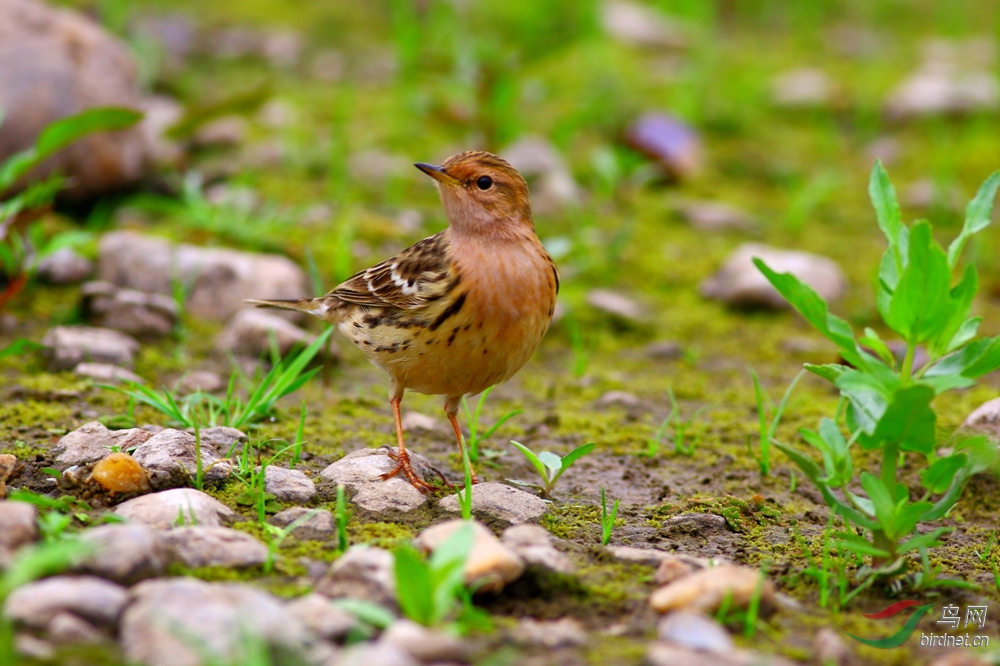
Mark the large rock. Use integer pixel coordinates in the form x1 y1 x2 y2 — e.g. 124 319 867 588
114 488 237 529
160 527 268 569
41 326 140 371
316 546 396 608
74 523 172 584
0 500 38 557
438 482 548 526
130 428 232 489
3 576 128 630
319 449 432 513
501 524 575 574
269 507 335 541
0 0 174 200
82 281 178 338
264 466 317 504
649 564 775 615
120 578 314 666
54 422 154 467
216 309 316 357
414 519 525 592
98 231 309 321
701 243 847 309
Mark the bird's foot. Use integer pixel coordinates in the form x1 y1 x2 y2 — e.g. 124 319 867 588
381 448 437 493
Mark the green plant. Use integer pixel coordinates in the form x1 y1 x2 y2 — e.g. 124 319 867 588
461 387 523 463
393 524 474 628
229 440 295 524
0 107 140 309
755 162 1000 584
457 444 474 520
563 313 590 379
748 368 805 476
105 328 332 430
643 388 709 457
600 487 619 546
290 401 307 469
335 483 350 552
508 441 595 498
262 509 319 574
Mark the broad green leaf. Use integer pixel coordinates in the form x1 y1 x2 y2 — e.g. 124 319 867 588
0 338 43 359
916 375 976 395
920 454 967 494
953 435 998 476
897 527 951 555
393 545 435 626
893 501 935 539
945 316 981 354
538 452 562 474
860 472 896 534
947 170 1000 269
873 385 936 454
869 160 904 262
804 363 848 383
510 441 548 481
925 336 1000 379
331 598 395 629
860 328 895 367
835 370 895 437
928 264 977 358
560 442 596 468
833 531 891 559
884 222 953 344
919 468 970 522
753 258 865 368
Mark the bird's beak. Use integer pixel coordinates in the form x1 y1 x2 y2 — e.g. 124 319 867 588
414 163 458 186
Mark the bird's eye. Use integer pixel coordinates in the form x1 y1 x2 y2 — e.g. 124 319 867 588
476 175 493 190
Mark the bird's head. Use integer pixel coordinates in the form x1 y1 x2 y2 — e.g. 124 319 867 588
415 151 534 238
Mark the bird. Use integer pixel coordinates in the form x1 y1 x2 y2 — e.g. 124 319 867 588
247 151 559 492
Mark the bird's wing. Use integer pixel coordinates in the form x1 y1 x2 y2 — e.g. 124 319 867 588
330 232 453 310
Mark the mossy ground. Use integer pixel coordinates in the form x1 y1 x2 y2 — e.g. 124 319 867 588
3 1 1000 664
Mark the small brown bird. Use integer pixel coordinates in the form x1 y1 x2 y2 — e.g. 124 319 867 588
248 151 559 492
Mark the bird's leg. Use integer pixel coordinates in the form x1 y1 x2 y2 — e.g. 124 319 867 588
381 396 436 493
447 409 480 485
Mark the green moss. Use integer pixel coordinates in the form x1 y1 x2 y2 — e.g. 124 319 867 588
346 521 414 550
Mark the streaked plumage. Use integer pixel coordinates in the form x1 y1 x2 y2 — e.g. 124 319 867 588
248 151 558 491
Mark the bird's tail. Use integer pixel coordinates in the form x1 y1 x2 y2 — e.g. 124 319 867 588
246 297 324 316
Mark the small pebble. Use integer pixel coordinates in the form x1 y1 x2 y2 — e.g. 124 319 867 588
90 452 150 494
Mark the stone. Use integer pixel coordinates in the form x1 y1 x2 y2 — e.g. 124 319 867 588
511 617 587 648
501 524 574 574
41 326 140 371
135 95 185 167
73 362 144 384
381 619 470 663
885 67 998 120
264 466 317 504
602 1 688 50
649 564 775 614
771 68 833 108
54 422 153 467
596 390 642 408
658 611 734 653
74 523 171 584
319 449 431 513
120 578 314 666
701 243 847 309
98 231 309 321
676 201 755 232
3 576 128 630
0 0 169 200
400 411 438 432
653 554 729 586
284 594 357 642
82 281 178 338
587 289 644 321
177 371 226 394
269 507 336 541
316 546 396 608
192 115 247 148
625 113 703 180
47 612 106 645
607 545 674 566
813 627 852 666
647 643 799 666
646 340 683 360
310 50 346 83
961 397 1000 441
338 642 419 666
414 519 525 591
114 488 237 529
216 308 317 357
161 527 268 568
0 455 18 499
503 136 582 213
90 452 150 494
36 248 93 285
131 428 232 489
438 482 548 526
192 426 247 454
0 500 38 551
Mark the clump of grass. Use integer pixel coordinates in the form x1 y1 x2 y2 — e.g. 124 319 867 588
600 487 619 546
461 386 523 463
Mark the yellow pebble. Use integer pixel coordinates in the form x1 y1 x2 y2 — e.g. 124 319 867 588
91 452 150 494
